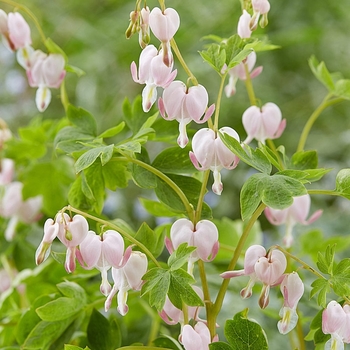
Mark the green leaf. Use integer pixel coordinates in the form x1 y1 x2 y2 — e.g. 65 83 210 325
168 243 197 271
35 297 82 322
290 150 318 170
335 169 350 199
102 161 130 190
22 316 76 349
131 148 157 189
152 146 196 175
65 63 85 77
168 269 203 309
155 173 206 214
240 173 307 221
210 342 233 350
153 335 183 350
21 158 75 215
87 309 121 350
310 278 329 307
66 104 97 136
225 35 254 69
97 122 125 139
334 79 350 100
199 43 226 73
309 55 335 92
219 132 272 174
122 96 150 134
225 309 268 350
75 145 114 173
139 198 179 217
141 268 170 311
133 222 157 255
54 125 95 155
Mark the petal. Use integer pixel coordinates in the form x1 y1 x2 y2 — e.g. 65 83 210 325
193 220 219 260
79 231 102 268
35 86 52 112
277 306 298 334
8 12 31 49
101 230 125 268
170 218 194 249
123 251 148 290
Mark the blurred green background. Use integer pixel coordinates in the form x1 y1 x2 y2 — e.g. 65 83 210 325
1 0 350 348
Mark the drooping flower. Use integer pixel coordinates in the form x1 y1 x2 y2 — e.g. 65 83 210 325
159 286 204 325
181 322 212 350
277 272 304 334
254 249 287 309
131 44 177 112
250 0 271 30
149 7 180 66
35 218 60 265
242 102 286 144
56 213 89 273
224 51 262 97
166 218 219 275
158 81 215 148
265 194 322 248
237 10 252 39
105 251 148 316
0 158 15 186
139 6 150 48
0 181 42 241
189 127 240 195
322 301 350 349
221 244 267 298
27 52 66 112
221 245 287 309
77 230 132 296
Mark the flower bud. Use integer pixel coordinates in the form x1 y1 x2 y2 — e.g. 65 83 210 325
237 10 252 39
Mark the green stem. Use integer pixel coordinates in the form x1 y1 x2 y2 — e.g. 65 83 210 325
197 260 211 313
60 80 69 112
295 310 306 350
244 62 257 106
266 139 284 170
273 245 326 280
116 154 195 221
297 95 344 152
66 205 161 268
307 189 341 197
213 73 228 131
170 38 198 86
194 170 210 224
158 0 165 11
0 0 47 43
210 203 266 335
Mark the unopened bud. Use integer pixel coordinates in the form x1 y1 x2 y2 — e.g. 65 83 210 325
125 10 139 39
259 13 268 28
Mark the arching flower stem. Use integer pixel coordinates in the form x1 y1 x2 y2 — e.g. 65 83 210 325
63 205 161 268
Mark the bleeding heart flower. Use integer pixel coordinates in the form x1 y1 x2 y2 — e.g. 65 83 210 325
27 52 66 112
190 127 240 195
158 81 215 148
149 7 180 66
277 272 304 334
265 194 322 248
242 102 286 144
224 51 262 97
131 44 177 112
166 218 219 275
104 251 148 316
